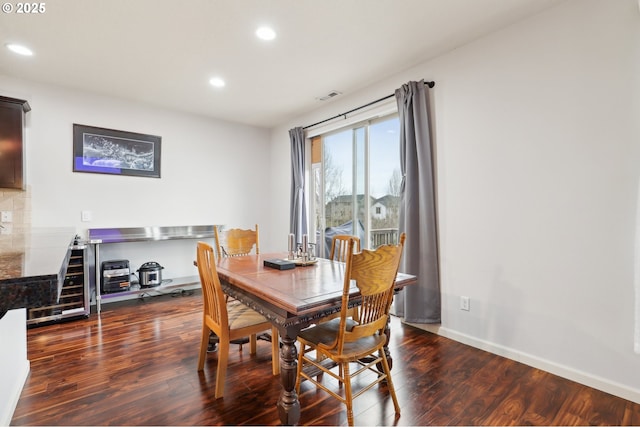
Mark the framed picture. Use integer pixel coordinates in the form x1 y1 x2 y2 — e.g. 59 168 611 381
73 124 161 178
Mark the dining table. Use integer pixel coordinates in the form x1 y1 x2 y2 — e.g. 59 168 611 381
215 252 417 425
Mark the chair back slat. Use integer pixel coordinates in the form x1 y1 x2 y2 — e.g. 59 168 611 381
196 242 229 332
214 224 259 258
329 234 361 262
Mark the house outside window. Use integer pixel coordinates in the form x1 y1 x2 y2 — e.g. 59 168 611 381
311 114 401 257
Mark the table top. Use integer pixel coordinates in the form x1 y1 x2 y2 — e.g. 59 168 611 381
215 252 417 318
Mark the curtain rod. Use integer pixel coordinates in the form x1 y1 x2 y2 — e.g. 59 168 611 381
303 80 435 130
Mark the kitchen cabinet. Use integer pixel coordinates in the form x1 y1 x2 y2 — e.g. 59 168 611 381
0 96 30 190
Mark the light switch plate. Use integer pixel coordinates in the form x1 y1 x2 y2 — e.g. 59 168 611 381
1 211 12 222
81 210 92 222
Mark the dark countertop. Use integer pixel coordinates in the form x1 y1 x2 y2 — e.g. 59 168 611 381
0 227 75 319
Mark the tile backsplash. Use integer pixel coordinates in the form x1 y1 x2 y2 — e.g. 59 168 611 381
0 187 31 253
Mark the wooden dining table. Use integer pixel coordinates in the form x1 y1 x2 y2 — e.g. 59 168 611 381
215 252 417 425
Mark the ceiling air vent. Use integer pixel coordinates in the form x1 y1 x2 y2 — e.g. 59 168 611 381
316 91 342 101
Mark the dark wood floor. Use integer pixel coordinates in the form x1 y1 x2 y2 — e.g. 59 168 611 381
11 290 640 426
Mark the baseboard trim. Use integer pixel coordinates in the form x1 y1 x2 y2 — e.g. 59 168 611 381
406 322 640 405
0 359 30 426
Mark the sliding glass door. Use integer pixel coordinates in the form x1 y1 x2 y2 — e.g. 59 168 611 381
312 115 401 257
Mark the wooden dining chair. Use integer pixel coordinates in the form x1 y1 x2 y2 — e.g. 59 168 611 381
196 241 279 399
214 224 259 258
213 224 276 349
329 234 361 262
295 233 406 426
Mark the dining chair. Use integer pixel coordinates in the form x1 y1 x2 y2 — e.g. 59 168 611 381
295 233 406 426
196 241 279 399
214 224 259 258
213 224 278 350
329 234 361 262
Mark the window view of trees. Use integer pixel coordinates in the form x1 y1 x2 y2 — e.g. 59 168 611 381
314 115 401 252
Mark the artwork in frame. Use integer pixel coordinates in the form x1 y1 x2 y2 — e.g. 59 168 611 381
73 124 161 178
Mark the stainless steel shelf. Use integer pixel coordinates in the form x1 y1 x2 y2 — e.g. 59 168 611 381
88 225 216 244
99 275 200 301
88 225 216 313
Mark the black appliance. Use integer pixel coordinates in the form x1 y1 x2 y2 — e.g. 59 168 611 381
101 259 131 293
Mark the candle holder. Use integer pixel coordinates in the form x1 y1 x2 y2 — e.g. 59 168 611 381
286 237 318 266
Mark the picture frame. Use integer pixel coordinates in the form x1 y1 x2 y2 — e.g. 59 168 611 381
73 124 161 178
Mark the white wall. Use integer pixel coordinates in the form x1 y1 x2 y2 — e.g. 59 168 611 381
0 75 272 230
268 0 640 403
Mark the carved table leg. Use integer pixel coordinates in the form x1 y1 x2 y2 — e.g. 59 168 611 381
382 315 393 370
277 331 301 425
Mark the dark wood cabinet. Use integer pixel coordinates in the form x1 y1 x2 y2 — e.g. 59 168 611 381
0 96 30 189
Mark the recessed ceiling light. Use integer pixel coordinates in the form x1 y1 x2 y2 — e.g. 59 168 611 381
6 43 33 56
256 26 276 41
209 77 226 88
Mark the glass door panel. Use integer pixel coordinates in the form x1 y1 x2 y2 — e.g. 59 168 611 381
369 117 401 248
322 129 353 257
317 114 401 256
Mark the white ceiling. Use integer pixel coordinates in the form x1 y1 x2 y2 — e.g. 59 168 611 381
0 0 563 128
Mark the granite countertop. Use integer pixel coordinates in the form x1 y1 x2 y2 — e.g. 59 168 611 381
0 252 25 280
0 227 76 319
0 227 76 281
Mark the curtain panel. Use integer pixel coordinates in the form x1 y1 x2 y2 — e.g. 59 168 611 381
394 80 441 323
289 127 308 245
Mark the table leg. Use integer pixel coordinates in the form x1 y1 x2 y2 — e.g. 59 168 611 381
382 316 393 370
277 332 301 425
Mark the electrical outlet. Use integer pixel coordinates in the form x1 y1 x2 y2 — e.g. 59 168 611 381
460 296 470 311
1 211 13 222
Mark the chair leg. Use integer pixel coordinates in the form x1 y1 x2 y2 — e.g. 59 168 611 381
295 342 306 394
197 324 209 371
214 339 230 399
317 349 325 381
343 362 354 427
249 334 257 354
271 326 280 376
380 349 400 416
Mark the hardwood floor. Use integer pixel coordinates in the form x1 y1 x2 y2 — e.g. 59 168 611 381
11 290 640 426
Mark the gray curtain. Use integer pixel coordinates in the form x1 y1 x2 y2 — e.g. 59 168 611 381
289 127 308 245
394 80 440 323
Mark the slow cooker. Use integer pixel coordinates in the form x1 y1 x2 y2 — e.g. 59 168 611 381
137 261 164 287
